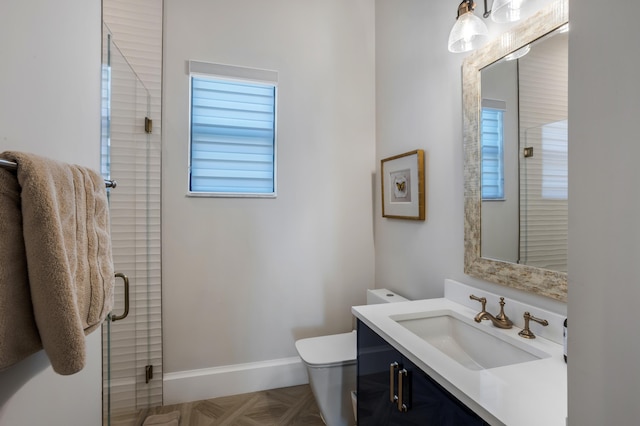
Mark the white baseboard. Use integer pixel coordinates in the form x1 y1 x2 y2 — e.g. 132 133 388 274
163 356 309 405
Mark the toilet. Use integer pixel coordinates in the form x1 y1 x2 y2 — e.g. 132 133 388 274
295 289 408 426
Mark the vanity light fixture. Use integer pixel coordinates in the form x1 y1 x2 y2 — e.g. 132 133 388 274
449 0 537 53
448 0 489 53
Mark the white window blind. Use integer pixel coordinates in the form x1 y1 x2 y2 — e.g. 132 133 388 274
541 119 568 200
189 61 277 196
481 103 505 200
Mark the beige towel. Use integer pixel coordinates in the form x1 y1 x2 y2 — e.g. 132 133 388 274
0 151 114 375
0 169 43 370
142 411 181 426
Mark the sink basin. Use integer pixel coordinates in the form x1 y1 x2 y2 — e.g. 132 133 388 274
391 310 550 370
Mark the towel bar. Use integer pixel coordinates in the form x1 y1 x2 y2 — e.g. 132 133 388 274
0 158 117 188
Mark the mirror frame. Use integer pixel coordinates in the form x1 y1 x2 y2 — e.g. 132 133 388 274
462 0 568 302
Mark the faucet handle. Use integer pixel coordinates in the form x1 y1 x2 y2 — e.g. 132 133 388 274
469 294 487 310
518 311 549 339
470 294 489 322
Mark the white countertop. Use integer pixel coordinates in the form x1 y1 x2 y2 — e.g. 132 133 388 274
352 296 567 426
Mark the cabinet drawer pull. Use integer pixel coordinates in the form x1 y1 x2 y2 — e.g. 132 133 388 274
397 368 411 412
389 362 399 402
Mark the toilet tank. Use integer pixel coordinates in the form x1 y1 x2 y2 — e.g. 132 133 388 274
366 288 408 305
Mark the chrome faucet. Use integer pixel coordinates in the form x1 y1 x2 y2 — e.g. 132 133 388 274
469 295 513 329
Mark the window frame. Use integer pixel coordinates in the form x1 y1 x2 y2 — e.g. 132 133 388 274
187 61 278 198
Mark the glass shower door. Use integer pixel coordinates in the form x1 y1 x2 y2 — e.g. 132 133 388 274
520 121 568 272
101 25 163 426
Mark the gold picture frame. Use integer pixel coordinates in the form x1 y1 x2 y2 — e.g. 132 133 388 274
381 149 426 220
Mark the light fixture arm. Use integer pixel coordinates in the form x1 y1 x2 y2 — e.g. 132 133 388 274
483 0 492 18
456 0 474 19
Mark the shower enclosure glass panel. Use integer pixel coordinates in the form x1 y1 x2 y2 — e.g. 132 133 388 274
101 25 163 425
520 121 568 272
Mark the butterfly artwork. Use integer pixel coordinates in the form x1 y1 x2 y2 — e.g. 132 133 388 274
381 149 425 220
393 174 409 199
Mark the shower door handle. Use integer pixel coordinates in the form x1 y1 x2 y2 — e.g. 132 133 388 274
111 272 130 322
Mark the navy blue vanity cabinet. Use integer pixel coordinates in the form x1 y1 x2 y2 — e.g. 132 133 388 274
357 320 489 425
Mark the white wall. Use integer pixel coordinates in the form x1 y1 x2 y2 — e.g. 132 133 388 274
568 0 640 424
0 0 102 424
374 0 566 315
162 0 376 380
375 0 461 301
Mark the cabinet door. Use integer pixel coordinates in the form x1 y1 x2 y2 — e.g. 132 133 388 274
357 319 402 424
357 320 489 425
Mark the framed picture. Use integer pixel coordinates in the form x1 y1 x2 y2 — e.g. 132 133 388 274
381 149 426 220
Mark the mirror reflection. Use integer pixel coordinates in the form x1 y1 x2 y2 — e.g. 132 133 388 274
479 28 568 273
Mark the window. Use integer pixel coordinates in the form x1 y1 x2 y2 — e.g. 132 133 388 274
481 101 506 200
189 61 277 197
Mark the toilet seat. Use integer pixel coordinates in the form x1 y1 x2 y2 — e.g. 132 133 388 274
295 330 356 368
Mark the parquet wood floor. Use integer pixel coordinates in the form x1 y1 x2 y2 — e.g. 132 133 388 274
111 384 325 426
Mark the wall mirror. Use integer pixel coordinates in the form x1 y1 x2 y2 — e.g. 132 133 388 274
463 0 568 301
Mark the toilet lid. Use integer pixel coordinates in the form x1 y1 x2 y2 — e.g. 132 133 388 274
295 330 357 367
